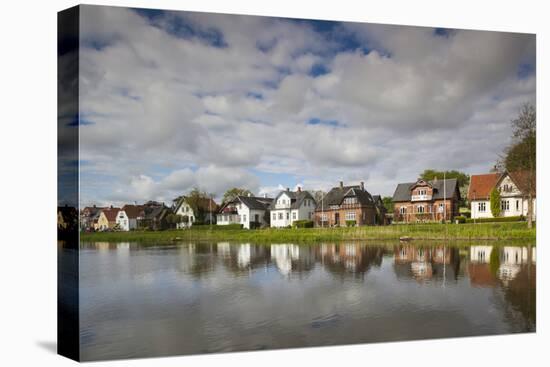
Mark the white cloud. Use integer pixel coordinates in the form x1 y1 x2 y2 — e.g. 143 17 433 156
77 5 535 205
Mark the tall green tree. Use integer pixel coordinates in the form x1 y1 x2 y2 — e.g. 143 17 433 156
501 103 536 228
186 187 210 222
382 196 393 212
222 187 253 203
419 169 470 206
490 187 501 218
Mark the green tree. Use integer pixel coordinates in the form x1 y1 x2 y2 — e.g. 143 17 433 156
419 169 470 206
501 103 536 228
186 188 210 222
222 187 253 203
382 196 393 212
490 187 501 218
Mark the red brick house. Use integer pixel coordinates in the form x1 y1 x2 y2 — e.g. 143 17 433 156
392 178 461 223
314 181 380 227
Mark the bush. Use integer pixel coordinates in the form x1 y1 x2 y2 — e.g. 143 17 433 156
249 221 261 229
345 220 357 227
454 216 466 224
465 216 526 224
292 220 314 228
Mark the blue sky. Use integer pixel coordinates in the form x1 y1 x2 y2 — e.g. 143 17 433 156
75 5 536 206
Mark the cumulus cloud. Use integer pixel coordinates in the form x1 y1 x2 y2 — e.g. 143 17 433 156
78 5 535 205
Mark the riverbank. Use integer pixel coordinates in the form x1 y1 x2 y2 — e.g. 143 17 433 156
80 222 535 243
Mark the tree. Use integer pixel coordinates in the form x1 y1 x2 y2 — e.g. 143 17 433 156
501 103 536 228
490 187 501 218
382 196 393 212
186 188 210 222
222 187 252 203
312 190 327 204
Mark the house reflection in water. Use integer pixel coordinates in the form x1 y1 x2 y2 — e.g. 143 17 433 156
394 244 460 283
218 243 270 273
270 244 316 276
321 243 384 279
498 246 536 285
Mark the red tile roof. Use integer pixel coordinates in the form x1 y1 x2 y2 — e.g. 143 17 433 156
468 173 501 200
121 205 143 219
101 208 120 222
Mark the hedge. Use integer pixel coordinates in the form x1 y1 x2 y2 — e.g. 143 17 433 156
292 220 314 228
464 215 525 224
345 220 357 227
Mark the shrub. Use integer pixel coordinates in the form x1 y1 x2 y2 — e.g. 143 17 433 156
292 220 314 228
249 221 261 229
465 216 526 223
454 216 466 224
345 220 357 227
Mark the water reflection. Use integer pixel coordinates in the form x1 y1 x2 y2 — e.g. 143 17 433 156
79 241 536 361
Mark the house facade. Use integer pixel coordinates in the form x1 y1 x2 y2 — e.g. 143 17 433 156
173 196 218 228
392 178 460 223
468 171 536 219
314 181 377 227
96 207 120 231
80 205 105 231
269 188 316 228
217 195 273 229
116 205 142 231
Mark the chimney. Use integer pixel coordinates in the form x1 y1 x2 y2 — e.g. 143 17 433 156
339 181 343 189
110 205 113 209
360 181 364 191
93 204 96 208
286 187 290 192
297 186 302 192
264 193 268 198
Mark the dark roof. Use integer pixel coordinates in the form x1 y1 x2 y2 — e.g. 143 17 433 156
317 185 375 208
392 178 459 202
238 195 273 210
468 173 501 200
268 190 316 210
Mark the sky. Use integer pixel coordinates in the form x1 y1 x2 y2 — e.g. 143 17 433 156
76 5 536 207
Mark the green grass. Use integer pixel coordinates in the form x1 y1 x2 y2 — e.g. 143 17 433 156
81 222 535 243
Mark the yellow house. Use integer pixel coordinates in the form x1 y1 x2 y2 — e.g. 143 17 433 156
97 208 120 231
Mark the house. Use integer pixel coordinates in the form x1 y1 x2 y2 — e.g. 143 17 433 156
80 205 105 231
96 207 120 231
269 187 316 228
314 181 377 227
139 201 172 230
468 171 536 220
217 194 273 229
173 196 218 228
392 177 460 223
116 205 143 231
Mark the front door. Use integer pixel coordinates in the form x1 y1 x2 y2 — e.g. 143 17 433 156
334 212 340 226
255 214 259 223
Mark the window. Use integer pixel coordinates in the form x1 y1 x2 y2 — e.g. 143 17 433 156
292 212 297 220
308 212 312 219
516 200 520 211
418 189 427 196
190 216 194 222
243 215 247 223
272 213 276 220
478 202 486 212
501 200 509 211
320 213 328 221
345 212 356 220
400 207 406 215
417 205 425 213
344 197 357 205
286 212 290 220
278 213 283 220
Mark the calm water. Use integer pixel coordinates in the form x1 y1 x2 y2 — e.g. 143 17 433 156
76 241 536 361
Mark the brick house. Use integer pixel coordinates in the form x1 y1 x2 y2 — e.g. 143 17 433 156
314 181 378 227
392 178 460 223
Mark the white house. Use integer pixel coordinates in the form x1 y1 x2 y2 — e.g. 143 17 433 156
216 195 273 229
115 205 141 231
269 187 316 228
173 196 218 228
468 171 536 220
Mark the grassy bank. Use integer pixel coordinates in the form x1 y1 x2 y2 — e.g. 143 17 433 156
81 222 535 243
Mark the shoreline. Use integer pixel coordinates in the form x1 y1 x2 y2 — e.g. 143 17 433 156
80 222 535 243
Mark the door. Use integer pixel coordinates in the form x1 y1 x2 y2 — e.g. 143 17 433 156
334 212 340 226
